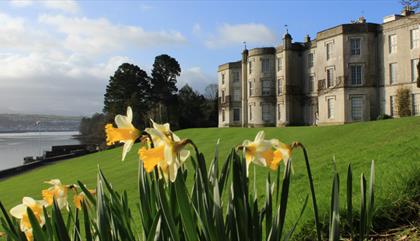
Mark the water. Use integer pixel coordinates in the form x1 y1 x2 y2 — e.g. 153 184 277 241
0 131 80 171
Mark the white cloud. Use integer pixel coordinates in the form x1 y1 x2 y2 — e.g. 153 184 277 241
206 23 276 48
0 11 188 115
9 0 32 8
178 67 216 93
192 23 201 34
9 0 80 14
38 14 187 55
43 0 80 14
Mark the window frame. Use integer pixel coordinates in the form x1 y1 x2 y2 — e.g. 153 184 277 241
262 79 272 96
350 38 361 56
308 53 314 68
326 42 333 60
262 103 272 122
233 108 240 122
326 67 335 88
327 97 335 119
261 58 270 73
350 64 363 86
411 58 419 82
410 28 419 49
389 34 397 54
389 63 397 85
350 96 363 121
277 78 283 95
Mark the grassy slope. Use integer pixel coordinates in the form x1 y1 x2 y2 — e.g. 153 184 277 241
0 117 419 238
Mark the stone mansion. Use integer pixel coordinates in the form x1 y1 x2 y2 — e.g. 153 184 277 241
218 9 420 127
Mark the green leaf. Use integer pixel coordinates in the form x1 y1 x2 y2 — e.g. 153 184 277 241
329 173 340 241
346 163 353 238
26 207 47 241
81 201 92 241
360 174 367 241
146 212 161 241
367 160 375 232
174 175 199 241
52 198 71 241
284 195 309 241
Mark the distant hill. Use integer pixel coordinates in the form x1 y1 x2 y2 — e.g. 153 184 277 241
0 114 82 132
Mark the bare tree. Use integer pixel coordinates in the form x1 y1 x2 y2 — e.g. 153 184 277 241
204 84 218 100
400 0 419 10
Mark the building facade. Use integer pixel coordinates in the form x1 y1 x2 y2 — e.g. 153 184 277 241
218 10 420 127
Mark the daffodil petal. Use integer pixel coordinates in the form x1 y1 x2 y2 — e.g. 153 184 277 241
10 204 26 219
115 115 132 129
121 140 134 161
126 106 133 123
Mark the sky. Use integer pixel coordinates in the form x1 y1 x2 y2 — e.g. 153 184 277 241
0 0 404 116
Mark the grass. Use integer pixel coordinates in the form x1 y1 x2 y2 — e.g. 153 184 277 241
0 116 419 239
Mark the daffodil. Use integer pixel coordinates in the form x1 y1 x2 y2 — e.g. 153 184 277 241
139 120 190 182
10 197 48 241
41 179 69 210
270 139 292 170
73 189 96 210
241 131 275 175
105 106 141 160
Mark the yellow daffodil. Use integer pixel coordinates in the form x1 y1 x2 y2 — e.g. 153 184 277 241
41 179 69 210
270 139 293 170
73 189 96 210
105 106 141 160
10 197 48 241
139 121 190 182
241 131 275 175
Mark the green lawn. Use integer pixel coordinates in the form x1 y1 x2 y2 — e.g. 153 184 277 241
1 117 419 239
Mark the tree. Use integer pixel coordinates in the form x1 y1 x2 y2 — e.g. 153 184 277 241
204 84 219 127
79 113 106 146
400 0 419 10
150 54 181 123
177 84 207 129
204 84 218 101
396 87 412 117
103 63 151 128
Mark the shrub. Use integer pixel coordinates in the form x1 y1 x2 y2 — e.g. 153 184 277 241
396 87 412 117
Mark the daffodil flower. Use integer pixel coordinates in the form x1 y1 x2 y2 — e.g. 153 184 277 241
105 106 141 160
73 189 96 210
10 197 48 241
41 179 69 210
270 139 292 170
139 120 190 182
241 131 275 176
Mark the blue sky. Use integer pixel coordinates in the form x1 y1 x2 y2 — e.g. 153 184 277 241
0 0 404 116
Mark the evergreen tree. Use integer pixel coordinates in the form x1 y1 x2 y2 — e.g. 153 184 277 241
103 63 151 128
177 84 207 129
150 54 181 123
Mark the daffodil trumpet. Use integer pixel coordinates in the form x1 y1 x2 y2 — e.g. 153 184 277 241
105 106 141 161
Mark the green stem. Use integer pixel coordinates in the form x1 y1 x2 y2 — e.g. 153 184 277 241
293 142 322 241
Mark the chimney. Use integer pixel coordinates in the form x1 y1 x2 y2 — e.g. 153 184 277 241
401 6 415 16
304 34 311 43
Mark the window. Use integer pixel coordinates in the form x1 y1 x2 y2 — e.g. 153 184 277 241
233 89 241 101
222 109 225 122
351 96 363 121
277 57 283 71
326 42 333 60
350 38 361 55
327 97 335 119
221 90 225 103
233 108 240 122
261 58 270 73
350 65 362 85
410 28 419 49
389 34 397 54
413 94 420 116
389 63 397 84
262 103 272 122
411 59 419 82
277 104 281 120
308 75 314 92
249 61 252 74
390 96 396 116
221 73 225 85
249 105 252 120
277 78 283 95
308 53 314 67
327 68 334 87
232 71 240 82
262 79 272 96
249 81 253 96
